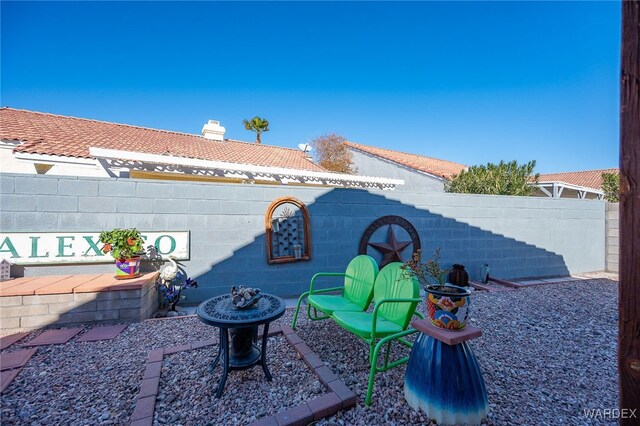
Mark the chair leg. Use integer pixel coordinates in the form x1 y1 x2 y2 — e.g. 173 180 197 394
366 338 384 406
291 291 309 330
383 341 392 369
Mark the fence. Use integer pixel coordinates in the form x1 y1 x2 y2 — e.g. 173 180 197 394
0 173 606 301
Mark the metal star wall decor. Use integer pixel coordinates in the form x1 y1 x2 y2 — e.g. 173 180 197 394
367 225 412 267
358 215 421 268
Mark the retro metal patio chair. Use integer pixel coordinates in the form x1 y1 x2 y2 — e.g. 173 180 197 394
331 262 423 405
291 254 379 330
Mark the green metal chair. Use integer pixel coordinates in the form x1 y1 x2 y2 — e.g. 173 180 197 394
291 255 379 330
332 262 422 406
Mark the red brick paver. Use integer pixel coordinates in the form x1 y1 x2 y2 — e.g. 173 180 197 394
77 324 128 342
284 333 303 346
314 366 339 386
307 392 342 421
0 368 22 393
327 380 356 408
138 376 160 399
0 332 30 350
0 273 158 297
142 361 162 379
0 275 72 296
131 395 155 421
23 328 83 346
274 403 313 426
0 348 37 371
129 417 153 426
132 327 350 426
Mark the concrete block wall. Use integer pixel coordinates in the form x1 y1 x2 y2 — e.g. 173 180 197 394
605 203 619 273
0 281 157 333
0 173 606 301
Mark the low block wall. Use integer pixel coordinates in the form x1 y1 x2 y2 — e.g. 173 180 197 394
0 273 158 333
0 173 607 301
605 203 619 273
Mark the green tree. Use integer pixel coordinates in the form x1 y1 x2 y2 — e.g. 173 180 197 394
601 171 619 202
445 160 539 196
242 116 270 144
310 133 355 174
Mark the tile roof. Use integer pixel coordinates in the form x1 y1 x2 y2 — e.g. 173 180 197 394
538 169 619 190
346 141 466 180
0 107 325 172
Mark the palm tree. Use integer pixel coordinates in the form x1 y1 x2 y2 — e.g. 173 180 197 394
242 116 270 144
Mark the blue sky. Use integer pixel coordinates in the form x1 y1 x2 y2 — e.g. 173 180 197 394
1 1 620 173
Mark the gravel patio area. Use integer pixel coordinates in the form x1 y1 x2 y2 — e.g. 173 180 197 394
0 277 618 425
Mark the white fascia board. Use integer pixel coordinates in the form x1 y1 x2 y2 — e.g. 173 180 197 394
13 152 100 168
534 181 604 196
89 147 405 186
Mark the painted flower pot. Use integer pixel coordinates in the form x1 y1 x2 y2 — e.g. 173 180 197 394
115 256 141 279
425 284 472 331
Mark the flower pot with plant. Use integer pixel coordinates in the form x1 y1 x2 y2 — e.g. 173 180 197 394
99 228 144 279
401 248 472 331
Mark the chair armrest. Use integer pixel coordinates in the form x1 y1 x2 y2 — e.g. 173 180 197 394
371 298 422 336
309 286 345 295
309 272 346 294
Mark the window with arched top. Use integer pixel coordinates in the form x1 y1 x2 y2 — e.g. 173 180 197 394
265 197 311 264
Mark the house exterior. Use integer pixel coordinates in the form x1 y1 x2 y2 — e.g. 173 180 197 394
346 141 467 192
534 169 618 200
0 108 401 190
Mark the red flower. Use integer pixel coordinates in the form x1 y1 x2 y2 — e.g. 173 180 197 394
127 238 136 246
102 243 112 253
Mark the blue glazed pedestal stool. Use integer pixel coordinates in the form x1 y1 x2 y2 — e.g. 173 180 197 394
404 320 489 425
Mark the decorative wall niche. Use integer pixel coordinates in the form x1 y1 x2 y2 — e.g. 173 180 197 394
265 197 311 264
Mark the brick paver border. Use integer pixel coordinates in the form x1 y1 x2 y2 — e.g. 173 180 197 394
130 324 355 426
0 332 30 350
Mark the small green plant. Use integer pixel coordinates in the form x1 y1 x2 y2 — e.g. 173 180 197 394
602 171 619 202
401 248 448 288
99 228 144 260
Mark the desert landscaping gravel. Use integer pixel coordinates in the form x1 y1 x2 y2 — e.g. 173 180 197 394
0 277 619 425
155 335 326 425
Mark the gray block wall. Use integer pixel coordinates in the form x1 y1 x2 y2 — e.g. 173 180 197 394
0 173 606 302
605 203 619 273
349 149 447 192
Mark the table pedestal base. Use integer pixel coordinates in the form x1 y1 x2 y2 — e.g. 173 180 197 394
229 326 260 367
210 323 273 398
404 334 488 425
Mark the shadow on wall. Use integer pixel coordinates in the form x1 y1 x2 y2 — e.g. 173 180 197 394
0 187 575 332
187 189 570 302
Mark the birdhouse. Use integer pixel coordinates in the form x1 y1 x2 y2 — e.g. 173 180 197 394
0 259 12 282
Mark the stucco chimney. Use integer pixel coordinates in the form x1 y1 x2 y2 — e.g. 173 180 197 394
201 120 226 141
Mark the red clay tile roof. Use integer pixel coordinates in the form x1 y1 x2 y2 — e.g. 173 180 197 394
0 107 325 172
538 169 619 190
346 141 466 180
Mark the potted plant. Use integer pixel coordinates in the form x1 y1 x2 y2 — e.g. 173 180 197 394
99 228 144 279
401 248 472 331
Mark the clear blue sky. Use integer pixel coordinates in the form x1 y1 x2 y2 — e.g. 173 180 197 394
1 1 620 174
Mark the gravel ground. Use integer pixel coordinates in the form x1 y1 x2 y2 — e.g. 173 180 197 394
156 336 325 425
0 278 619 425
294 278 619 426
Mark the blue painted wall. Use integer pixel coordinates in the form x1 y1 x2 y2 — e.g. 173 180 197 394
0 173 605 302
